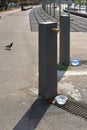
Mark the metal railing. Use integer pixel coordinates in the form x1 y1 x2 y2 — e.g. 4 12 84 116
42 0 69 19
41 0 87 19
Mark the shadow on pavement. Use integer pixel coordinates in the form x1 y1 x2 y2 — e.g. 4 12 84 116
80 60 87 65
57 70 66 82
13 98 50 130
57 64 69 82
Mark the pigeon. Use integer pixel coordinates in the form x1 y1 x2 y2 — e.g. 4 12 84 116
5 42 13 49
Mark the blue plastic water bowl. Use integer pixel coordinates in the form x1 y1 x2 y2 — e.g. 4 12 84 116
71 58 80 66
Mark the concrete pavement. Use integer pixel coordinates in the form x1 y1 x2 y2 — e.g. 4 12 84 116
0 8 38 130
0 6 87 130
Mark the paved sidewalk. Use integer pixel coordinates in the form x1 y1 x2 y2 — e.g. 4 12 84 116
0 6 87 130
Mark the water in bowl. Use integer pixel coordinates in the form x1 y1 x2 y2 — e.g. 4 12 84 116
71 58 80 66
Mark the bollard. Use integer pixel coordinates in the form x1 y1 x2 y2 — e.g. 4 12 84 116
42 0 46 11
59 15 70 66
20 3 24 11
38 22 58 99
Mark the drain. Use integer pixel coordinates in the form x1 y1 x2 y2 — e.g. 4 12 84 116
55 99 87 120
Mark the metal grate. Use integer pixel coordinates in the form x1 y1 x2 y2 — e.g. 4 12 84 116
55 99 87 120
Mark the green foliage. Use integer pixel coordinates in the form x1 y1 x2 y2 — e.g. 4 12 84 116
57 64 68 71
75 0 84 4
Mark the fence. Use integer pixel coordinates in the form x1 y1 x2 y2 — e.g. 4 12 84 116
42 0 70 19
41 0 87 19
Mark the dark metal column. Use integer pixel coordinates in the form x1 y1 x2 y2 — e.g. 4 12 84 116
42 0 46 11
59 15 70 66
53 0 55 18
86 0 87 13
39 22 57 99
